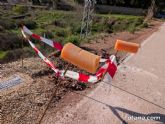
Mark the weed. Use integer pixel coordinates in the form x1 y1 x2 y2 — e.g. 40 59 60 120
0 51 8 59
12 6 28 14
127 23 136 34
64 35 80 45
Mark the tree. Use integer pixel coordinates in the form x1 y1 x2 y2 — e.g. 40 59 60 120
51 0 59 9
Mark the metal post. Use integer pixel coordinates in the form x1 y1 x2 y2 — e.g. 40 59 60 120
80 0 96 38
21 38 24 68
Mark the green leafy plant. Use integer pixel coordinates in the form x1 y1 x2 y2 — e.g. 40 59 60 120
12 5 28 14
64 35 80 45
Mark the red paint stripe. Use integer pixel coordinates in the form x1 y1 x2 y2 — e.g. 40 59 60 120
78 73 90 83
96 68 106 79
107 62 117 78
53 42 63 51
44 59 56 69
31 34 41 41
33 47 39 54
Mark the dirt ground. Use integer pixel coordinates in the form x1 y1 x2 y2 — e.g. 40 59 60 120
0 19 163 124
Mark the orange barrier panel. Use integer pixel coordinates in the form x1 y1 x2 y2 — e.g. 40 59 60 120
115 40 140 53
61 43 100 74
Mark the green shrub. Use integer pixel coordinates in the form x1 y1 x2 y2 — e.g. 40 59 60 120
133 18 144 26
3 49 23 63
64 35 80 45
0 48 35 63
55 28 68 37
23 47 35 57
53 19 66 27
0 19 17 30
92 23 106 32
54 37 64 43
12 5 28 14
0 25 5 32
93 16 103 23
105 18 116 27
0 32 25 51
20 19 37 29
0 51 8 59
74 0 84 4
41 31 54 39
112 21 127 32
71 24 81 34
128 24 136 34
140 22 149 28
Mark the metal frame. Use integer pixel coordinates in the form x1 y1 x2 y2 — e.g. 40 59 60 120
80 0 96 38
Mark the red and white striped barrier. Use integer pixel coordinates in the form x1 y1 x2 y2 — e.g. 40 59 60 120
22 26 63 51
21 27 117 83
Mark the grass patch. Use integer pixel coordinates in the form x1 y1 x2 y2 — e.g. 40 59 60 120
0 51 8 59
0 9 149 63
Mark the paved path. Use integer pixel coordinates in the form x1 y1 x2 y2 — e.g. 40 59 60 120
42 23 165 124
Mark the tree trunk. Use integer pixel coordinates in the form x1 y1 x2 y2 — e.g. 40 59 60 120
51 0 58 9
146 0 157 20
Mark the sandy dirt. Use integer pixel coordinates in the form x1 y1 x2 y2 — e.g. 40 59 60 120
0 19 163 124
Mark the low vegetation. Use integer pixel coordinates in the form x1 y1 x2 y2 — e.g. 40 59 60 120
0 8 148 63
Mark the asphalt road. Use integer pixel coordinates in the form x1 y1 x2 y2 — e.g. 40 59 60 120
42 23 165 124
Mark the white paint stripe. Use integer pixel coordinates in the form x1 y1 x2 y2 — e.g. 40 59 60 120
88 76 98 83
100 59 107 62
103 73 112 83
21 30 27 38
110 55 117 66
23 26 55 48
64 70 79 80
23 26 33 35
41 37 54 47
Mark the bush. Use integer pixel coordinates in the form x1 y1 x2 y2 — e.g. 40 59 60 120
3 49 23 62
54 37 64 43
127 24 136 34
12 5 28 14
0 19 17 30
102 18 113 33
53 19 66 27
23 47 35 57
71 24 81 34
0 32 28 51
92 23 106 32
140 22 149 28
64 35 80 45
22 20 37 29
112 21 127 32
74 0 84 4
0 25 5 32
0 47 35 63
55 28 68 37
105 18 117 28
133 18 144 26
41 31 54 39
0 51 8 59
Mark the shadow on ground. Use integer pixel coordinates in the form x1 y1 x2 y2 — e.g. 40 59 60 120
108 106 165 124
72 90 165 124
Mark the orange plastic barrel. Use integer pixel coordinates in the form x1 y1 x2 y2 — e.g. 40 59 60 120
61 43 100 74
115 40 140 53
